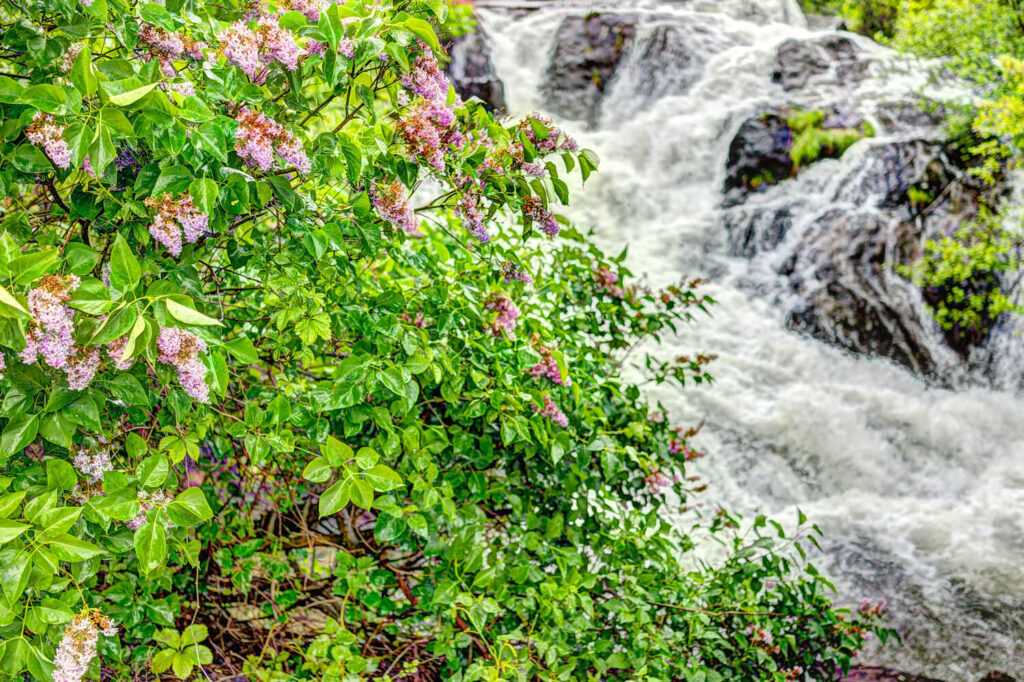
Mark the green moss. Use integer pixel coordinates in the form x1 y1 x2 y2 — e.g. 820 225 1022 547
785 109 874 172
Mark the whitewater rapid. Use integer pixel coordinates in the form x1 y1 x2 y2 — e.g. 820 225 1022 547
480 1 1024 679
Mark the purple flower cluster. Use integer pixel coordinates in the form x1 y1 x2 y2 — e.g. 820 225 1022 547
529 342 567 386
518 114 578 153
397 99 465 171
644 467 678 494
73 443 114 483
54 610 117 682
21 275 99 389
457 191 489 243
372 180 419 235
26 112 71 169
484 292 519 340
138 23 204 76
280 0 323 22
594 266 626 297
60 43 84 73
521 196 559 237
501 261 533 284
0 353 5 379
401 46 451 103
220 14 302 82
157 326 210 403
127 488 172 530
234 108 310 173
144 192 210 257
535 396 568 428
105 335 135 371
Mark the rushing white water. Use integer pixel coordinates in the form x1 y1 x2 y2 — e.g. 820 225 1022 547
480 1 1024 679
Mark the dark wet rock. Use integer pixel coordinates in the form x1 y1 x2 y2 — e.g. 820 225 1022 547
782 211 938 375
772 35 868 91
446 28 506 112
723 106 868 207
977 673 1018 682
723 113 794 206
874 101 947 135
543 13 637 125
723 205 795 257
838 667 945 681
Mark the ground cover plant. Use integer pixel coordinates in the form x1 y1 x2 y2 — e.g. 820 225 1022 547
0 0 888 679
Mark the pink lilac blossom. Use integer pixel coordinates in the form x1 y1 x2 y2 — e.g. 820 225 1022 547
64 347 101 390
644 467 677 494
127 489 172 530
53 610 117 682
501 261 532 284
234 108 310 173
157 326 210 402
521 196 559 237
535 396 568 428
138 23 187 76
281 0 323 22
372 180 419 235
144 192 209 257
25 112 71 169
219 14 303 82
21 275 79 370
105 335 135 370
73 444 113 483
457 192 489 243
396 99 465 172
484 292 519 340
594 266 626 297
79 0 94 6
162 80 197 97
402 46 451 104
528 342 567 386
60 43 84 73
81 156 96 178
517 114 578 153
0 353 5 379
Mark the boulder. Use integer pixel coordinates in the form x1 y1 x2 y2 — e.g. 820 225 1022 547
543 13 637 125
722 113 795 206
781 211 938 375
977 673 1018 682
446 29 506 112
772 35 868 91
838 667 945 681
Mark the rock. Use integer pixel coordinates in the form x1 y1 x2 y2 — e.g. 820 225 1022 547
838 666 945 681
723 205 795 257
772 35 868 91
977 673 1018 682
543 13 637 125
723 113 794 206
782 211 938 375
446 28 506 112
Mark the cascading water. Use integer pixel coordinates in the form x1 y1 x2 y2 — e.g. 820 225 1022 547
473 1 1024 679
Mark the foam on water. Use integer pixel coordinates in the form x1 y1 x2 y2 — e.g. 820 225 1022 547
481 1 1024 678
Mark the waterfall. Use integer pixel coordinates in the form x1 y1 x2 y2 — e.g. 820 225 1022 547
476 1 1024 679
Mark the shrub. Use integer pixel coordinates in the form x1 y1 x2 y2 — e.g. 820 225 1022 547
0 0 887 679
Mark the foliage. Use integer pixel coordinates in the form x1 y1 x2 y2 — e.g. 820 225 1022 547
0 0 888 680
797 0 902 38
785 109 874 172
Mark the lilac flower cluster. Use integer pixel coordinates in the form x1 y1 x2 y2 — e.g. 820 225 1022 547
528 342 567 386
144 192 210 257
669 438 705 462
501 261 533 284
234 108 310 173
401 46 451 103
594 266 626 297
457 190 489 243
372 180 419 235
26 112 71 169
73 443 114 483
304 34 354 60
518 114 578 153
60 43 84 73
396 99 465 171
535 396 568 428
644 467 678 494
105 334 135 371
0 353 5 379
484 292 519 340
21 275 99 389
138 23 204 76
521 196 559 237
127 489 172 530
157 326 210 403
162 80 197 97
220 14 302 82
280 0 323 21
54 610 117 682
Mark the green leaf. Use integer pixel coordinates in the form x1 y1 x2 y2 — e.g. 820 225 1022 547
188 178 218 214
12 145 52 174
68 278 114 314
224 336 258 364
0 491 25 519
172 651 195 680
134 521 167 574
0 414 38 464
88 127 115 176
46 533 104 561
166 487 213 527
64 243 101 276
107 82 157 107
33 598 74 624
364 464 403 492
166 299 222 326
321 436 352 466
318 4 346 52
350 478 374 510
19 84 66 114
138 453 169 488
318 479 350 517
120 314 146 363
140 2 175 30
34 506 82 538
109 234 141 292
399 17 441 54
0 285 29 320
151 649 176 674
7 250 58 285
152 165 193 196
0 520 28 545
181 624 208 646
302 456 332 483
70 47 97 97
